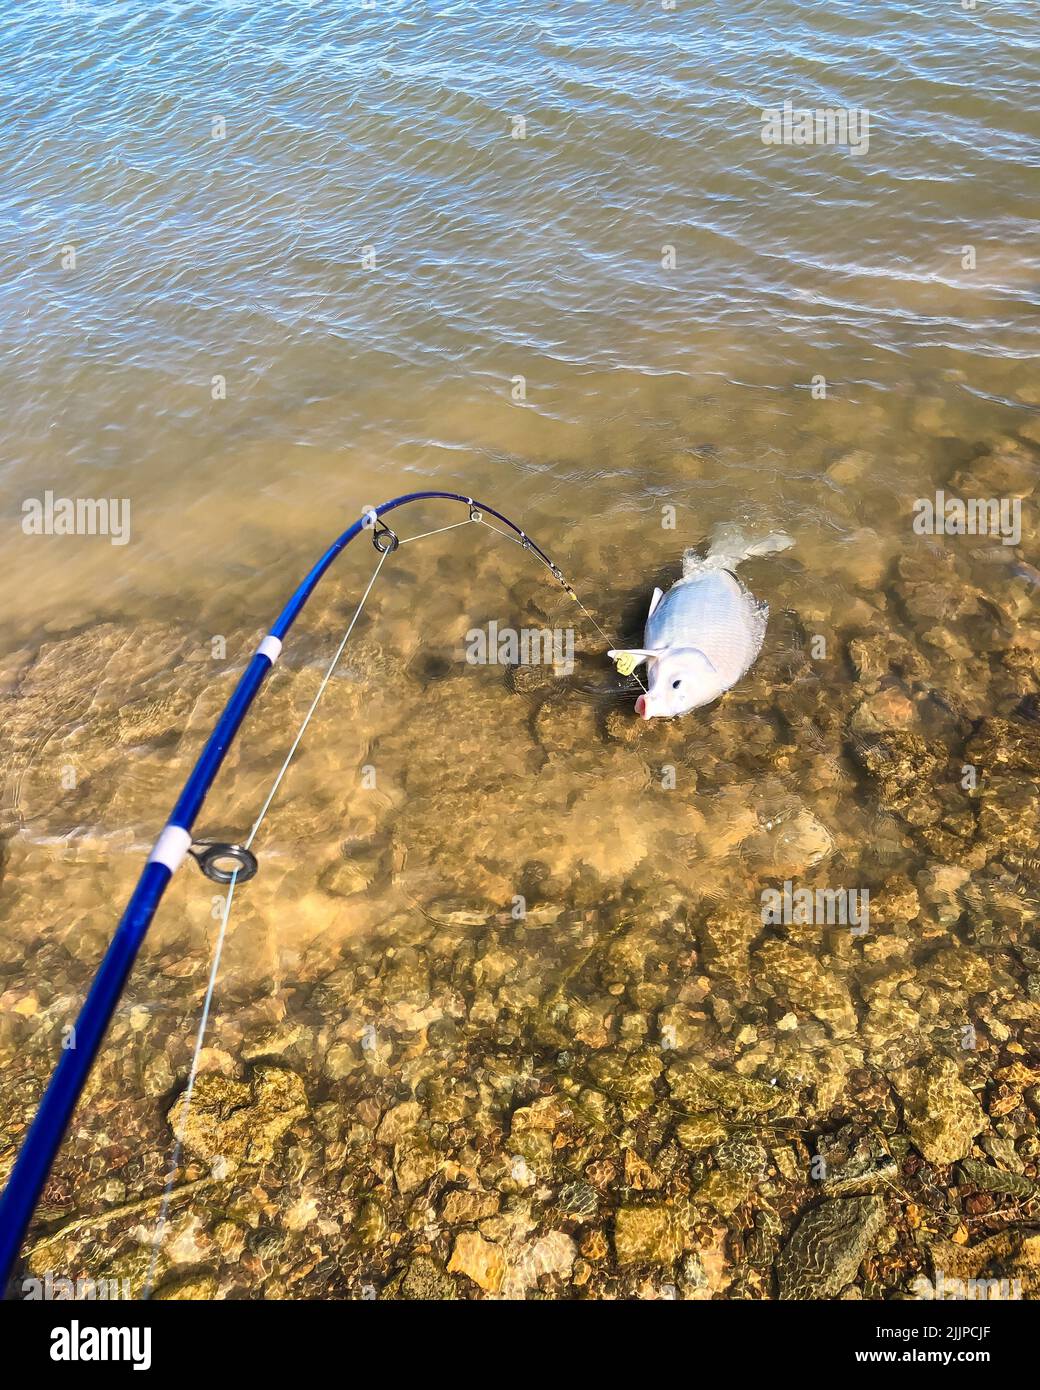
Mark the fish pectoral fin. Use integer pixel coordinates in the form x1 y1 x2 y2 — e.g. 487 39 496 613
608 648 658 677
678 646 717 675
646 586 664 619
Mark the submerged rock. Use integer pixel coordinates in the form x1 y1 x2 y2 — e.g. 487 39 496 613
965 717 1040 778
151 1273 219 1301
957 1158 1035 1200
441 1188 500 1225
696 904 760 987
854 733 947 828
675 1114 727 1153
357 1198 388 1245
447 1231 506 1293
551 1181 600 1220
890 1056 986 1165
921 1228 1040 1300
777 1196 885 1299
167 1065 307 1169
393 1136 440 1193
667 1060 787 1121
851 686 917 735
753 940 858 1036
501 1231 576 1298
614 1204 684 1266
814 1127 898 1196
445 1224 574 1298
375 1100 424 1145
587 1050 663 1117
397 1255 457 1301
693 1169 754 1216
742 805 835 875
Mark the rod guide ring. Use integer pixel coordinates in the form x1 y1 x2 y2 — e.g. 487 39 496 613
189 842 259 884
372 520 400 553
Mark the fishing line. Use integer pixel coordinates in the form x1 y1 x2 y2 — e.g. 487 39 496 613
142 866 238 1299
469 514 648 694
568 589 649 696
0 490 642 1290
245 545 390 851
398 509 644 691
397 518 475 545
140 513 632 1283
474 516 526 547
143 545 390 1292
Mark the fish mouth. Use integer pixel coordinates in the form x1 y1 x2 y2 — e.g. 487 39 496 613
634 694 650 719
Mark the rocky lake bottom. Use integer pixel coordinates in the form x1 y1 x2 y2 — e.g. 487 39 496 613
1 436 1039 1300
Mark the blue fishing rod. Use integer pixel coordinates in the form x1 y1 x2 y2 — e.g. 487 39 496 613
0 490 577 1291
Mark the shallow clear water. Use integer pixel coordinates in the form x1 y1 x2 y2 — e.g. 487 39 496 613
1 0 1039 1300
2 0 1038 638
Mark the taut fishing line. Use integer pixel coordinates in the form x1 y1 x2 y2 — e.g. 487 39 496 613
0 492 640 1293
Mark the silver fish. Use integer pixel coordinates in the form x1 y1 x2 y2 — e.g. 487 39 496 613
609 524 794 719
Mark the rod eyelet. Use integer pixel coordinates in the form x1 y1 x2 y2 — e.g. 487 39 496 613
189 842 259 884
372 521 399 553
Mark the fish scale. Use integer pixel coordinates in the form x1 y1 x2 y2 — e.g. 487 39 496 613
609 524 793 718
646 570 766 688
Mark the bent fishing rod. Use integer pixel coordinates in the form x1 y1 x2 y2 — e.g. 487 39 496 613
0 490 582 1291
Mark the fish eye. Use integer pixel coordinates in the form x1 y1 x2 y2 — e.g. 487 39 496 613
672 678 682 689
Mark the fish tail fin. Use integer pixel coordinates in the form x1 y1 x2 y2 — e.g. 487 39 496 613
684 523 794 575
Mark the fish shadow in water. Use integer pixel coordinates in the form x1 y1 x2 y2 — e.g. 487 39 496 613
564 565 680 705
615 562 681 647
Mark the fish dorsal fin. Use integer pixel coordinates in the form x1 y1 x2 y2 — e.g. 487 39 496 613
647 586 664 619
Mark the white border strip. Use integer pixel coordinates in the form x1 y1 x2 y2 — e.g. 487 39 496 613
257 635 282 664
147 825 193 873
